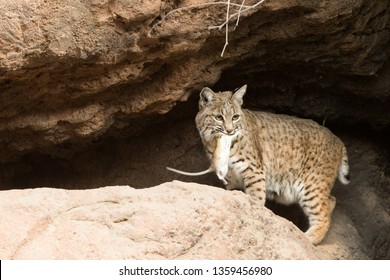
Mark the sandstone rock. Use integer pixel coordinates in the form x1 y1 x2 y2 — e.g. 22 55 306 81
0 181 331 259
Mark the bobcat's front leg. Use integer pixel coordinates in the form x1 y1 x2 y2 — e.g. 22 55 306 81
242 166 266 206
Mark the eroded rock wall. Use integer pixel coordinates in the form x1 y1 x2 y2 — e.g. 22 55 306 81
1 0 389 162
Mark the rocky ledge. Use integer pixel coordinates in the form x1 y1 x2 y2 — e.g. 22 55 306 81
2 180 367 260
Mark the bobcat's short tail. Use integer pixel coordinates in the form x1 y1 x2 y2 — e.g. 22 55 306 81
338 146 351 185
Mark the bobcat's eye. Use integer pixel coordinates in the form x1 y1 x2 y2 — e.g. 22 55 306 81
215 114 224 121
232 114 240 121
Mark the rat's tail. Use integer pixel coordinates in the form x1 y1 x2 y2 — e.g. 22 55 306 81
166 166 213 176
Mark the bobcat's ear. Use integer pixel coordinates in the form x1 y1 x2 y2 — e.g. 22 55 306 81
232 84 247 106
199 87 215 108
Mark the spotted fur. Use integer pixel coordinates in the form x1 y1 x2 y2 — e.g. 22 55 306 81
195 85 350 245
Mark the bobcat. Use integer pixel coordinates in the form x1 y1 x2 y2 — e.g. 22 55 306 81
194 85 350 245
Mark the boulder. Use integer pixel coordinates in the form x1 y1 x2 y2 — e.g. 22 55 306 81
0 181 331 259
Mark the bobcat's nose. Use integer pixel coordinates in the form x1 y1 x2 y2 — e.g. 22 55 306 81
225 128 234 135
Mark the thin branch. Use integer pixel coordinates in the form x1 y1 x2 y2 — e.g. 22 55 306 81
322 116 327 127
234 0 246 30
148 1 253 36
208 0 266 30
148 0 268 56
220 0 231 57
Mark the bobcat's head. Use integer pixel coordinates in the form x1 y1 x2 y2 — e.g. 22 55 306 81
196 85 247 138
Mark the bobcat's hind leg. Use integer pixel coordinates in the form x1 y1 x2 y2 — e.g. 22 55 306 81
300 190 336 245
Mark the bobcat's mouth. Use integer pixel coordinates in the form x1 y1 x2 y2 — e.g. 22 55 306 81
214 126 239 136
224 129 239 136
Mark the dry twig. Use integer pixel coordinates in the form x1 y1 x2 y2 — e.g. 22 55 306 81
148 0 267 57
234 0 246 30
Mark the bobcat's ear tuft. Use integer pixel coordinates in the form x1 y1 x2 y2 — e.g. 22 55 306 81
232 85 247 106
199 87 215 108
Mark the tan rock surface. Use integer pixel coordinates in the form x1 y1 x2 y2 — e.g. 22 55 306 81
0 181 331 260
